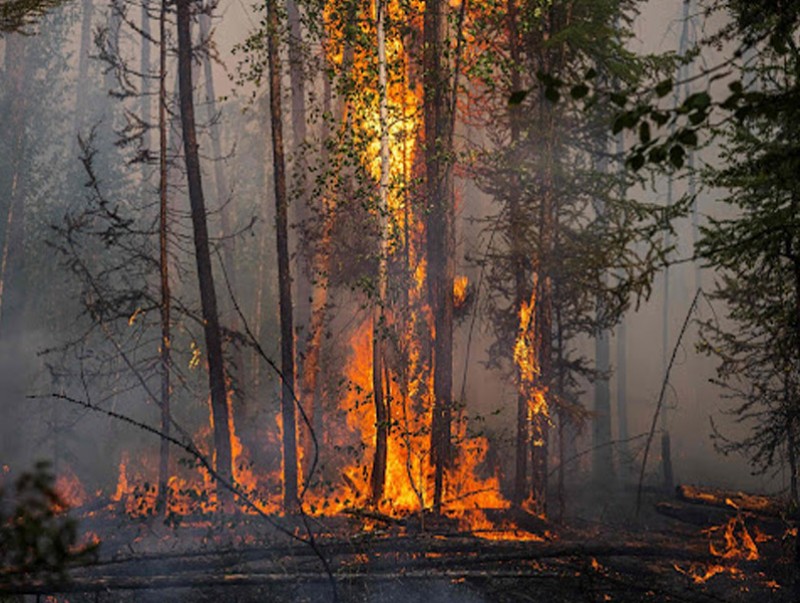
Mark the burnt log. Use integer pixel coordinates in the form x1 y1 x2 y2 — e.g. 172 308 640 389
676 484 784 517
655 502 786 538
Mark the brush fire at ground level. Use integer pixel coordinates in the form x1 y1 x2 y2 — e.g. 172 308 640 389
1 474 798 602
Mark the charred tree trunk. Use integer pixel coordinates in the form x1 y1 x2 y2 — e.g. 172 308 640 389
369 0 390 505
175 0 233 504
199 14 246 421
140 0 151 167
423 0 455 514
266 0 299 510
154 0 171 515
506 0 529 509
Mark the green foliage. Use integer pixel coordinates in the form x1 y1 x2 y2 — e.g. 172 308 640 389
0 0 68 34
467 0 671 406
696 47 800 480
0 461 98 585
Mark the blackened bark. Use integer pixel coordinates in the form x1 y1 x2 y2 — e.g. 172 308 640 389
175 0 233 502
140 0 151 155
507 0 528 508
199 14 245 420
267 0 299 510
370 320 387 504
155 0 171 515
423 0 455 514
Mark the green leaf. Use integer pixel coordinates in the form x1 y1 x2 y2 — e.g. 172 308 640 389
655 78 673 97
628 153 645 171
508 89 528 105
639 121 651 144
610 92 627 107
544 86 561 103
683 91 711 111
689 109 708 125
651 111 669 126
669 145 685 168
570 83 589 99
677 129 698 147
649 146 668 164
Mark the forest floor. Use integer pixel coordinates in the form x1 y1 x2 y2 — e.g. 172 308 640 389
1 485 795 602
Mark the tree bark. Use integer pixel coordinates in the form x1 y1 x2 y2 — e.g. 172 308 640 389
506 0 528 508
423 0 455 514
285 0 312 357
266 0 299 510
175 0 233 505
199 14 245 420
0 34 29 340
140 0 151 164
154 0 171 515
369 0 390 506
73 0 93 138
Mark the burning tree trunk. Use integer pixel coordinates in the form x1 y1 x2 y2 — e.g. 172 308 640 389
530 111 555 516
506 0 529 508
154 0 171 514
423 0 455 514
369 0 390 505
175 0 233 503
266 0 299 511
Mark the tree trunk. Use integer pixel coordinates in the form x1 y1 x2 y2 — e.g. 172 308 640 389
154 0 171 515
140 0 151 169
423 0 455 514
506 0 529 508
592 147 613 483
285 0 312 358
199 14 245 421
74 0 93 138
266 0 299 511
175 0 233 505
0 34 29 340
369 0 390 506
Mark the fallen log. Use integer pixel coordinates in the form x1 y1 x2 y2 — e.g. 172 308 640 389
656 501 737 528
676 485 784 517
0 541 718 595
655 502 786 537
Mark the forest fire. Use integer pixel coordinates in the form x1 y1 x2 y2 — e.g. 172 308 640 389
2 0 800 599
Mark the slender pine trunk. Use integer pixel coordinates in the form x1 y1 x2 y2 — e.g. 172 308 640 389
266 0 299 510
423 0 455 514
175 0 233 506
154 0 171 515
